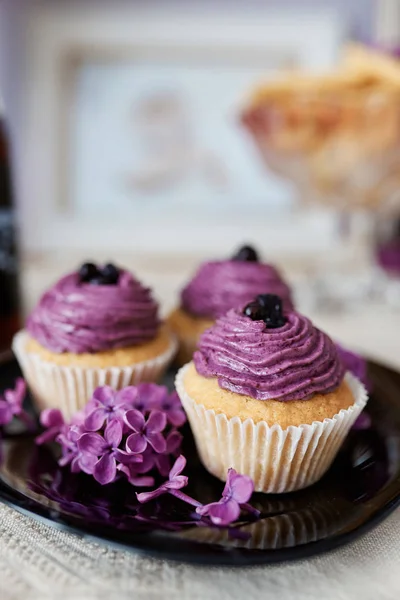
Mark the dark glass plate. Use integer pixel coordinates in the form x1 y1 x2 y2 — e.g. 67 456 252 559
0 356 399 566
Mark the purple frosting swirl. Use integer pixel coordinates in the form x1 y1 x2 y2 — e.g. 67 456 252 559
27 270 160 354
194 309 344 401
181 261 293 318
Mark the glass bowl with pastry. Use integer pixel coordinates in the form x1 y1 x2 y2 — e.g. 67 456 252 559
241 45 400 309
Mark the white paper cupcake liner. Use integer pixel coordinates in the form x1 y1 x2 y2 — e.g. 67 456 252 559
175 365 368 494
13 330 178 418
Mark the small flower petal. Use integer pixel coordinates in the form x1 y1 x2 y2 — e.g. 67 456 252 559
134 449 155 473
104 419 123 447
0 401 13 426
115 386 138 406
70 455 82 473
79 453 97 474
169 455 186 480
68 425 82 444
198 499 241 526
226 470 254 504
13 378 26 400
155 453 171 477
139 383 167 409
114 448 143 465
117 464 155 487
126 433 147 454
35 427 60 445
92 386 115 407
146 410 167 433
146 432 166 453
40 408 65 429
71 411 85 426
3 378 26 414
165 430 183 454
136 485 168 503
94 454 117 485
124 409 145 433
128 475 155 487
78 432 106 455
166 408 186 427
165 475 188 490
84 407 106 431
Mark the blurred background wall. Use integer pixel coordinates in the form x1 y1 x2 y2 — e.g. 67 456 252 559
1 0 400 355
0 0 377 257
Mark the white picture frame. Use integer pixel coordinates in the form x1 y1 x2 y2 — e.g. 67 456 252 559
6 3 344 255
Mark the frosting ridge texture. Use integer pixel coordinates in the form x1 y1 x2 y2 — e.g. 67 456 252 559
181 261 293 318
27 270 159 353
194 309 344 401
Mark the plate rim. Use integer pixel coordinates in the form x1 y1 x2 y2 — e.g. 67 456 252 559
0 473 399 566
1 355 400 566
0 472 400 567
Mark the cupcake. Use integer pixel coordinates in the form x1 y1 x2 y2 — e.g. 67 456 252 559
176 294 367 493
13 262 177 417
168 245 293 366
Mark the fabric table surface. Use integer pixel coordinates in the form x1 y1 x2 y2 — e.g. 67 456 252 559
0 502 399 600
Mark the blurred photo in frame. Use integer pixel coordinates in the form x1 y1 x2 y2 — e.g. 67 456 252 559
7 3 344 256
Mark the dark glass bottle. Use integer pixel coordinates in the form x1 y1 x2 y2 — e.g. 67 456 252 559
0 117 21 354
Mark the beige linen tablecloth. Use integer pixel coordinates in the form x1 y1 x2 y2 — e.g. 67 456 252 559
0 503 399 600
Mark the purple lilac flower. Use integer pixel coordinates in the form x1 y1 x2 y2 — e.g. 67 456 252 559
118 457 155 488
0 378 28 426
196 469 255 525
57 425 96 474
124 409 167 454
117 446 156 486
148 387 186 427
137 455 194 503
36 409 65 445
79 420 142 485
133 383 165 413
137 430 183 478
152 429 183 477
84 386 137 431
71 410 85 427
119 429 182 482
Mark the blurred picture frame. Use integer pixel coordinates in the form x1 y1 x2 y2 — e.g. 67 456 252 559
11 3 344 255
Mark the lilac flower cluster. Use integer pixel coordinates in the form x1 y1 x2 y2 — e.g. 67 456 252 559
36 383 259 526
36 383 185 487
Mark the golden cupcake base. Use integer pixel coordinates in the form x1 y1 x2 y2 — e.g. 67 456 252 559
176 364 367 494
12 329 178 418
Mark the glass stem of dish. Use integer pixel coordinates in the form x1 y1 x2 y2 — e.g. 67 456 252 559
368 209 400 307
336 211 352 241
